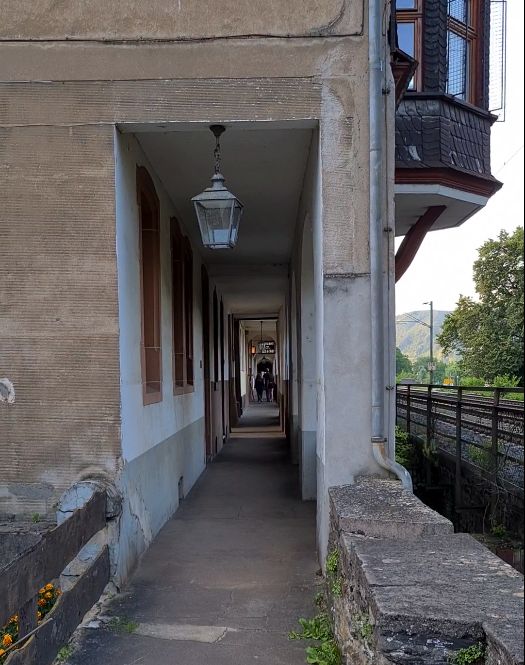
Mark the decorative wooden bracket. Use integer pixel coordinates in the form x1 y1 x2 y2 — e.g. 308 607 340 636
395 205 447 282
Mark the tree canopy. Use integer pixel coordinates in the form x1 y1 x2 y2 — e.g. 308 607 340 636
396 347 412 375
437 227 524 383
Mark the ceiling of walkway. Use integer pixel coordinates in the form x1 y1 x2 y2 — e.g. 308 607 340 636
135 124 314 266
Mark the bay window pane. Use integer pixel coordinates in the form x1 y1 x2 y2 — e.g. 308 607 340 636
448 0 469 23
397 22 415 57
447 31 468 98
396 0 416 8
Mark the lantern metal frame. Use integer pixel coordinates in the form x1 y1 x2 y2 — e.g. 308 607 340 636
191 125 243 250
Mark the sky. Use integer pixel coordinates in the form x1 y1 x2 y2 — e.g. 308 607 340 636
395 0 524 314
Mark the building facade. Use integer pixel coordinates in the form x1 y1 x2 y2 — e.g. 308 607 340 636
0 0 500 581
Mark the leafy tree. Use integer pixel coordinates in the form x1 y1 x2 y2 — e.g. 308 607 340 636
438 228 524 383
396 348 412 375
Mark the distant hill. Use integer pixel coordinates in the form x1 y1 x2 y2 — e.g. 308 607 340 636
396 310 450 360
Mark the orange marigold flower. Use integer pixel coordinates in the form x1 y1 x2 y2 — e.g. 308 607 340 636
0 648 6 656
44 592 53 599
2 635 13 647
38 599 46 607
45 583 54 591
39 588 46 595
37 611 42 619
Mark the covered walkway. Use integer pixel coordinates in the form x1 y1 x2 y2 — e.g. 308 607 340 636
67 434 318 664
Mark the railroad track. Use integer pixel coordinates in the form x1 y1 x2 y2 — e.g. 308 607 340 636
396 384 524 489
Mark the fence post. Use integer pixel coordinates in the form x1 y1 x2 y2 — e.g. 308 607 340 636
491 388 501 481
489 387 501 525
426 385 432 442
406 385 411 436
455 387 463 511
425 385 433 485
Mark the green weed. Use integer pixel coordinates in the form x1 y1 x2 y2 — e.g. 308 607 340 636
450 643 485 664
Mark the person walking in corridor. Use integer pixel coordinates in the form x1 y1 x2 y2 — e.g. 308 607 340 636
266 371 275 402
263 370 269 401
255 372 264 403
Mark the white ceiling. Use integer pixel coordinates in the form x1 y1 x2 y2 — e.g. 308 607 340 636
136 124 314 266
207 265 288 316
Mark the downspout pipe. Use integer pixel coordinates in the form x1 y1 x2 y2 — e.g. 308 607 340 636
369 0 413 492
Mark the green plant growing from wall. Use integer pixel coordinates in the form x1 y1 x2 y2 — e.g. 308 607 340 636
330 578 343 598
326 549 339 576
305 639 342 665
325 548 344 598
352 612 374 645
290 613 342 665
450 643 485 664
290 614 332 641
56 645 74 662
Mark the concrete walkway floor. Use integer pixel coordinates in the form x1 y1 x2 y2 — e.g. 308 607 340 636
67 436 318 664
232 401 281 430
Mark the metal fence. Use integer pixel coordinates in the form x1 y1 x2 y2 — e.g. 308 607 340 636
396 384 524 493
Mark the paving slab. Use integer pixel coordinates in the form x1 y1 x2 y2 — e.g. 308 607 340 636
65 435 318 664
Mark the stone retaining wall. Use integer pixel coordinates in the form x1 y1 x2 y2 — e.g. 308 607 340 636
329 479 524 665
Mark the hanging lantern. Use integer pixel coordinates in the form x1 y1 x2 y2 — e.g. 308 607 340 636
192 125 243 249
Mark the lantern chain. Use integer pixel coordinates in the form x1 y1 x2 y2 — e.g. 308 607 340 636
210 124 225 175
214 135 221 174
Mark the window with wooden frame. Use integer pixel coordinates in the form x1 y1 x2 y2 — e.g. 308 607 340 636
446 0 481 104
137 167 162 405
395 0 423 91
171 219 194 394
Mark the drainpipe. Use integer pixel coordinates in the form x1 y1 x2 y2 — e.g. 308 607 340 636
369 0 413 491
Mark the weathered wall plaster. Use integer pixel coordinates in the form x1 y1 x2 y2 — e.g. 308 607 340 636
0 1 364 41
114 132 207 576
0 7 387 575
0 124 121 517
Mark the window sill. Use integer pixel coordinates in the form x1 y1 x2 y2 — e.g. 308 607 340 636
143 389 162 406
174 385 195 396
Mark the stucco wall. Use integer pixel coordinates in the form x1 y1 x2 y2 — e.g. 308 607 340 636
115 132 205 463
0 1 381 569
0 1 364 40
113 132 206 576
0 125 121 517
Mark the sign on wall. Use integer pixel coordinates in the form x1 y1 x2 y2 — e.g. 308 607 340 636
258 341 275 354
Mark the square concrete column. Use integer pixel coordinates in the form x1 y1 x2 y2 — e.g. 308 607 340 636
315 82 386 559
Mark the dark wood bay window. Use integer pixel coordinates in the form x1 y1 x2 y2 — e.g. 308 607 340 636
395 0 423 90
171 219 194 393
137 167 162 405
446 0 481 103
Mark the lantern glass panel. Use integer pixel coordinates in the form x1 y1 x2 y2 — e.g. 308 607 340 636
194 199 235 248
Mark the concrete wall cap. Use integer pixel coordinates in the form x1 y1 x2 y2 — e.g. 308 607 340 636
329 479 453 539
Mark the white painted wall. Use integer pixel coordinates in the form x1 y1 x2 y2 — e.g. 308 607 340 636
291 131 322 501
115 131 206 464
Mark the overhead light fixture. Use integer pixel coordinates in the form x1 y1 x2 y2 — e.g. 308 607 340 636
191 125 243 249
